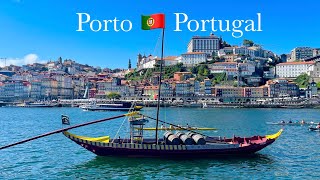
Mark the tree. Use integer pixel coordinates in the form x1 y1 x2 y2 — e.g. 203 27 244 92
223 41 231 47
294 73 310 88
243 39 254 47
58 57 62 64
106 92 121 100
212 51 216 58
128 59 132 69
191 66 198 74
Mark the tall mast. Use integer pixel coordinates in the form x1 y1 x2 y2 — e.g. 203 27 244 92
155 28 165 144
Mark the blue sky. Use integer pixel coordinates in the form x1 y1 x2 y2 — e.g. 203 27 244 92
0 0 319 69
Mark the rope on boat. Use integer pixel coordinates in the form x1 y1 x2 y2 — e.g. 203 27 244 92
112 32 162 141
0 114 127 150
140 114 209 137
112 115 129 143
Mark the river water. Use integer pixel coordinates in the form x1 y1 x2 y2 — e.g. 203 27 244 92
0 107 319 179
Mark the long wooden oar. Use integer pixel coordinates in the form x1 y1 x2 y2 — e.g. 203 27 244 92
0 114 126 150
140 114 211 137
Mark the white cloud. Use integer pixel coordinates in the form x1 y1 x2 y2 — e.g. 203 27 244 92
0 54 47 67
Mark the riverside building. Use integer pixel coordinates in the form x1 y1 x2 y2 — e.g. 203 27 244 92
276 61 315 78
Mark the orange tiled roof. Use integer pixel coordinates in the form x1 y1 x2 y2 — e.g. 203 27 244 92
174 72 192 74
156 56 178 61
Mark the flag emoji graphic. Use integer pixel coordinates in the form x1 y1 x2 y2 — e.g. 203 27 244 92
61 115 70 125
141 14 165 30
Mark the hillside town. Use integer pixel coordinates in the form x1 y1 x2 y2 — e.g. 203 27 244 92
1 33 320 107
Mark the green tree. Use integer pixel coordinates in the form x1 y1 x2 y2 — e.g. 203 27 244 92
106 92 121 100
223 41 231 47
212 51 216 58
191 66 198 74
243 39 254 47
128 59 132 69
294 73 310 88
58 57 62 64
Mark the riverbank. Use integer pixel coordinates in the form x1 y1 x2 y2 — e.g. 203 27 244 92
2 97 320 109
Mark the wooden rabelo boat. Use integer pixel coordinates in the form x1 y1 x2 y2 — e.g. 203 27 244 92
63 120 282 157
62 14 282 157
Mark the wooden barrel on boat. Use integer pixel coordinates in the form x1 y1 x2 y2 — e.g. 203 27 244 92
186 132 206 145
175 132 193 145
192 134 206 145
163 131 180 145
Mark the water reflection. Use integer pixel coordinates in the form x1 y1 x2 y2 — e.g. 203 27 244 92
63 154 275 179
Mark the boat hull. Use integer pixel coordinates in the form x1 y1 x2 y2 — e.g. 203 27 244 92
63 130 282 158
73 141 275 158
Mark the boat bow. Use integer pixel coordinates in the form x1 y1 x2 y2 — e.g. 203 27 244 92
266 129 283 140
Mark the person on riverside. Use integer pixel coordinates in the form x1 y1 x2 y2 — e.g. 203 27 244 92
316 123 320 129
301 120 305 124
187 123 190 129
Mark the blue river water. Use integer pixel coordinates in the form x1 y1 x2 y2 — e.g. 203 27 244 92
0 107 320 179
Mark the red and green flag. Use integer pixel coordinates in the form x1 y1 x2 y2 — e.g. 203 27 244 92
141 13 165 30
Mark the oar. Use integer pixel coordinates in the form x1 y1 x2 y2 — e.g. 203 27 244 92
0 114 127 150
141 114 210 137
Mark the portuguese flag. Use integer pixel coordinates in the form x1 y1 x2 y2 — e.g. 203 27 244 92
141 14 165 30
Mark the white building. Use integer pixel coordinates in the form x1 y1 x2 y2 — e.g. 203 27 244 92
210 62 255 77
219 46 256 57
137 54 179 69
187 33 220 55
276 61 315 78
160 56 181 66
180 52 207 66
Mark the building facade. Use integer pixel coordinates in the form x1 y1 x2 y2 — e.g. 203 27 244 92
291 47 315 61
187 33 220 55
276 61 315 78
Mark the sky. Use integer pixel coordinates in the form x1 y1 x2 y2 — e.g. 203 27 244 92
0 0 319 69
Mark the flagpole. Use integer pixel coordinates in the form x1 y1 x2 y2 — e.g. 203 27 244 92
155 28 165 144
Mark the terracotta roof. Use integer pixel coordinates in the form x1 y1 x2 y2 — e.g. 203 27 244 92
144 86 159 90
174 72 192 74
156 56 178 61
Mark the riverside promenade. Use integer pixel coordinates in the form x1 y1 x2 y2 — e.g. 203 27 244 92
53 97 320 109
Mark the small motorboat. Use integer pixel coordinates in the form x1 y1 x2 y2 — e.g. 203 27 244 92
309 127 320 132
84 102 143 111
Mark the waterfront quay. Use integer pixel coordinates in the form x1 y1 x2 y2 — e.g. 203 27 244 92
52 96 319 108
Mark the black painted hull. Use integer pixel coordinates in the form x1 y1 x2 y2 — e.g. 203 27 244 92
75 140 275 158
